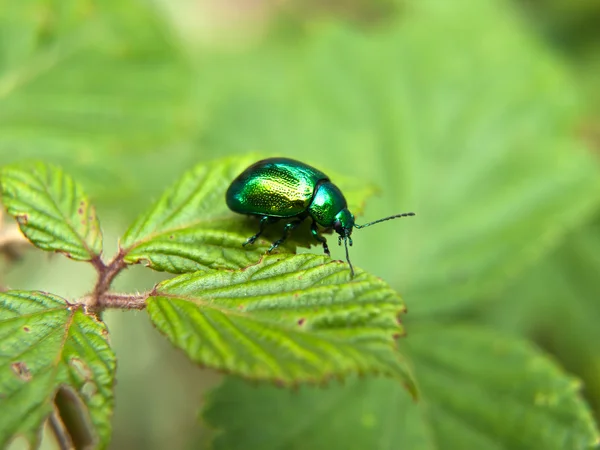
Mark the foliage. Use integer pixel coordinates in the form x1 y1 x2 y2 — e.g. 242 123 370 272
0 0 600 448
206 325 597 450
0 160 413 447
1 163 102 261
149 254 414 390
483 217 600 420
120 155 375 272
0 291 114 449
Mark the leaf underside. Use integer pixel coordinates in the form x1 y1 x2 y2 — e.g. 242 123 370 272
147 253 416 396
0 291 115 449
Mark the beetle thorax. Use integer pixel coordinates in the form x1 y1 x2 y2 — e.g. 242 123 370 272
308 182 349 228
333 208 355 237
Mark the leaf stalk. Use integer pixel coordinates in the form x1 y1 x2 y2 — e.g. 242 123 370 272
89 249 128 308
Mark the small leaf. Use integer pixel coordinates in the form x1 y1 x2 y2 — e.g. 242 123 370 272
121 156 376 273
0 291 116 449
0 163 103 261
147 254 415 394
203 325 600 450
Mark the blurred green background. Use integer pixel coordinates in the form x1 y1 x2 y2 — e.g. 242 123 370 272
1 0 600 448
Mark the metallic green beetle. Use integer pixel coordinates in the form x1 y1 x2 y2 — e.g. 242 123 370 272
226 157 415 276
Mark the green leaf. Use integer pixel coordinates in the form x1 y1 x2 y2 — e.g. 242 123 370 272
483 217 600 419
147 253 415 394
0 162 103 261
120 155 267 272
203 325 600 450
121 156 377 273
405 325 599 450
0 291 116 449
191 0 600 316
204 377 432 450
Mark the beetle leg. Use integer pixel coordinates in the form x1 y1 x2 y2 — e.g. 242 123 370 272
310 220 330 257
244 216 277 246
268 219 303 253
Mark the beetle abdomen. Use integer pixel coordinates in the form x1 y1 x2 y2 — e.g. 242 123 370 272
226 158 329 217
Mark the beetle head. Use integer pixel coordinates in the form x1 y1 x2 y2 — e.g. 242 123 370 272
333 208 355 238
333 209 356 276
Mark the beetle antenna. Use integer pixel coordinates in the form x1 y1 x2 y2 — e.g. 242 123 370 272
343 236 355 277
354 212 415 229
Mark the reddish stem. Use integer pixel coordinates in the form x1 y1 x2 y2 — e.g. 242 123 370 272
88 248 128 309
97 292 148 310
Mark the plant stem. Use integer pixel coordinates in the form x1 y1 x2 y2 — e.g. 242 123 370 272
97 292 149 310
88 249 127 309
50 251 138 447
49 407 74 450
53 386 95 450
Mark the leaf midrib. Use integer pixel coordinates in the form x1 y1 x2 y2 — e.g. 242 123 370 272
150 295 397 350
38 170 98 258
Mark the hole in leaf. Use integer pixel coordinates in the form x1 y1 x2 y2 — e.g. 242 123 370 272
70 358 92 381
69 358 98 399
11 361 32 381
81 381 97 400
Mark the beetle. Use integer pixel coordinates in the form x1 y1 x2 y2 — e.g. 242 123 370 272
226 157 415 276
